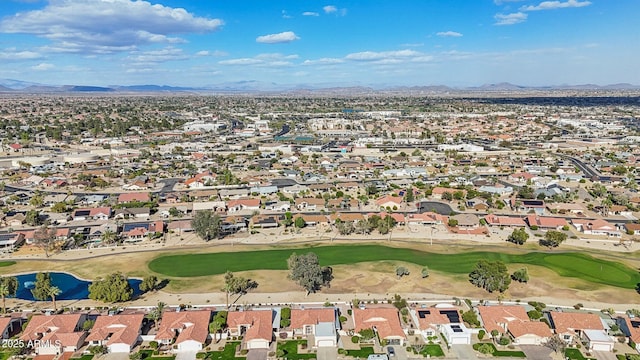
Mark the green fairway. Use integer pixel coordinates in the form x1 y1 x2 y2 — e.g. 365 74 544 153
148 245 640 289
0 261 15 268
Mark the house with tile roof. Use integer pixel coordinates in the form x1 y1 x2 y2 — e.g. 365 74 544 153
618 316 640 352
117 192 151 204
72 207 112 221
549 312 605 343
86 313 144 353
412 305 471 345
477 305 551 345
406 212 448 225
20 314 86 355
525 215 568 230
155 310 211 352
571 219 621 237
353 308 405 346
483 215 526 227
290 308 339 348
0 316 21 340
227 310 275 350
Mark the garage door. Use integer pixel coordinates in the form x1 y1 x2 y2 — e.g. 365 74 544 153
591 343 612 352
317 340 335 347
450 337 469 345
247 340 269 349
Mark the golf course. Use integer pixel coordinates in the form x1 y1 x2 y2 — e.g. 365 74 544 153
148 244 640 290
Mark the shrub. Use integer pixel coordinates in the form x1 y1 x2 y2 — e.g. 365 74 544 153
339 315 347 323
476 343 495 355
478 330 486 340
240 349 248 355
351 336 360 343
499 336 510 346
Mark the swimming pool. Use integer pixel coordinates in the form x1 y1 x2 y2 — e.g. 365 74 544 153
14 272 142 301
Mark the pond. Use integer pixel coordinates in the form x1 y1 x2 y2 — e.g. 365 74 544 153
14 272 142 301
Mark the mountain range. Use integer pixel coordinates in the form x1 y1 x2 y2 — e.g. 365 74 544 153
0 79 639 94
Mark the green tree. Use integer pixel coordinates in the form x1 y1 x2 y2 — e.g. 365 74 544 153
33 225 57 257
25 210 42 226
0 277 17 313
540 230 567 248
282 212 293 227
507 228 529 245
139 275 158 292
191 210 222 241
222 271 257 309
287 252 333 295
50 202 68 213
82 319 95 331
395 266 410 279
32 272 53 301
88 272 133 303
48 286 61 311
511 268 529 283
150 301 165 330
448 218 459 227
404 188 415 203
294 217 306 229
101 229 118 245
468 260 511 293
421 267 430 278
462 310 480 327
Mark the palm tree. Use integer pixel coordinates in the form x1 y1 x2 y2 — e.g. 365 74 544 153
101 229 117 245
209 321 222 343
151 301 166 330
0 284 8 313
48 286 61 311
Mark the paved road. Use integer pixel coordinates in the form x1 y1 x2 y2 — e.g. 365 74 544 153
520 345 553 360
593 351 618 360
416 201 455 215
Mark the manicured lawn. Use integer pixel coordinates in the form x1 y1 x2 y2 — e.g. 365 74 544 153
565 348 596 360
421 344 445 357
0 353 11 360
0 261 15 268
208 342 244 360
277 340 315 359
76 356 94 360
472 343 526 357
345 345 375 357
148 245 640 289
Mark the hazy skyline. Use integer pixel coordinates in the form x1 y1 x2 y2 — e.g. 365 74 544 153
0 0 637 87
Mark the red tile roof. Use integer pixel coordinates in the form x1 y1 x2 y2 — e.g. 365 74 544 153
507 320 552 338
477 306 529 334
484 215 526 227
227 310 273 342
525 215 568 229
549 312 604 334
86 314 144 347
117 192 151 203
290 309 335 330
155 310 211 345
353 308 405 340
20 314 83 347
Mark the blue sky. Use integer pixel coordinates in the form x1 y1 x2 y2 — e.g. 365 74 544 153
0 0 637 87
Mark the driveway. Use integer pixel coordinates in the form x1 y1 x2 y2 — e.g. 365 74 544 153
317 347 337 360
520 345 553 360
451 344 479 360
102 354 129 360
593 351 618 360
387 345 408 360
175 351 197 360
246 349 268 360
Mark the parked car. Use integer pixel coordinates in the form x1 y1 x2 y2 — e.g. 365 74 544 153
387 346 395 357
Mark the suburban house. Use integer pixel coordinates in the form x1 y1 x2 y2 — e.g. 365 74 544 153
510 199 545 215
227 199 261 213
86 313 144 353
449 214 479 229
623 223 640 235
155 310 211 352
353 308 406 346
375 195 403 209
413 305 471 345
571 219 621 237
227 310 275 350
477 305 551 346
121 221 164 243
618 316 640 352
0 316 21 339
525 215 568 230
72 207 112 221
406 212 448 226
290 308 339 348
117 192 151 204
549 312 606 344
483 215 527 227
581 329 615 352
0 233 25 251
431 187 466 200
295 198 325 211
113 207 151 220
20 314 87 355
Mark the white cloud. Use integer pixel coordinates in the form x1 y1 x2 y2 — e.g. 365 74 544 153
303 11 320 16
256 31 300 44
521 0 591 11
218 58 263 65
256 53 299 60
303 58 344 65
31 63 54 71
196 50 228 57
0 48 42 60
128 47 188 63
323 5 337 14
494 0 525 4
400 43 424 48
436 31 463 37
0 0 223 53
281 10 292 19
345 49 421 61
494 12 528 25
